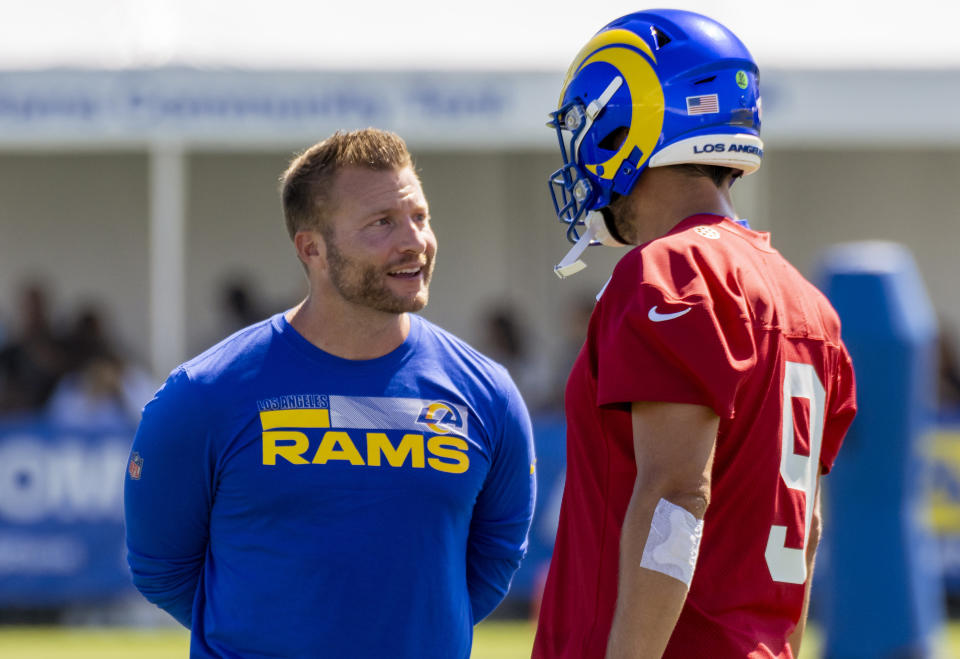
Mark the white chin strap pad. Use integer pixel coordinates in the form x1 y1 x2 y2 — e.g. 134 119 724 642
588 210 628 247
639 498 704 587
554 211 627 279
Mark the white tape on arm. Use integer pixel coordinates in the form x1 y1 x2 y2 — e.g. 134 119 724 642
639 498 704 587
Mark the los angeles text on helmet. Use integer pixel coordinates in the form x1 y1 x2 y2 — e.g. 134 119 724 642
692 143 763 157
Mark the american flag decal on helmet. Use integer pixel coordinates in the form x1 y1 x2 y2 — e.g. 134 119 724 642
128 452 143 480
686 94 719 115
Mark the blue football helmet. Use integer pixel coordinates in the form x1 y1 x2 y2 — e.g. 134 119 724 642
549 9 763 277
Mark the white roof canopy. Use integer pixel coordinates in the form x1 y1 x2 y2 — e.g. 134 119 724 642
4 0 960 71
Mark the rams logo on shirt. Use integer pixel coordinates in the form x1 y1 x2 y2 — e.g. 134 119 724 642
256 394 472 474
417 401 464 435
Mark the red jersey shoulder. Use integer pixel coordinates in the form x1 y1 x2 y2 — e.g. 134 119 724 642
595 221 759 418
609 216 753 300
634 215 845 346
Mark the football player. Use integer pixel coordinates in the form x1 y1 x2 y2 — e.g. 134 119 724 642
532 10 857 658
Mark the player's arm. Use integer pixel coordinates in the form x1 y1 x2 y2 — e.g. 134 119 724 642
465 381 537 622
124 368 213 628
788 473 823 657
606 400 718 659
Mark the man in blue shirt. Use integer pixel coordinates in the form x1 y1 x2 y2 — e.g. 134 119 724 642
124 129 536 658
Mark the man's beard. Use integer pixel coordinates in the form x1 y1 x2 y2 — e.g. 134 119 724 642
325 239 434 314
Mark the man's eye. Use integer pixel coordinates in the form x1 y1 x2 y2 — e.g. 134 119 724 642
373 217 390 226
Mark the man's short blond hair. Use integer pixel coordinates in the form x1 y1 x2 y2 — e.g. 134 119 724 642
280 128 414 240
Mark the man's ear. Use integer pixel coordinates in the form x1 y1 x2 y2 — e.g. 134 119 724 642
294 229 327 270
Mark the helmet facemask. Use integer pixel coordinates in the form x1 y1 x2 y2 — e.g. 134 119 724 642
547 76 625 245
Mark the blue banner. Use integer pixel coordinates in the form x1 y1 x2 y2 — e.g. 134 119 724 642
930 420 960 593
506 414 567 606
2 412 960 610
0 416 570 608
0 420 134 604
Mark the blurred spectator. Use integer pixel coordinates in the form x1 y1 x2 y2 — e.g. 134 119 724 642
45 304 154 429
60 304 112 373
45 352 154 430
0 282 66 414
939 318 960 413
219 274 265 336
546 294 597 412
479 303 554 413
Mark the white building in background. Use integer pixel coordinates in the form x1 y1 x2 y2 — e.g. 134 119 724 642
1 68 960 378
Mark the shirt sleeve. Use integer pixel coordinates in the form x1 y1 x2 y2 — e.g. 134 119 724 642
124 367 216 628
821 342 857 474
466 377 536 622
595 260 757 418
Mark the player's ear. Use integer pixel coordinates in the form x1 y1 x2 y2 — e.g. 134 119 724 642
294 229 327 271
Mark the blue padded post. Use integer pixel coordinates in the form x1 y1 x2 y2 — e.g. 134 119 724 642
817 241 943 658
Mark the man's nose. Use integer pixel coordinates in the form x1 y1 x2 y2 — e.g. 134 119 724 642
396 217 431 252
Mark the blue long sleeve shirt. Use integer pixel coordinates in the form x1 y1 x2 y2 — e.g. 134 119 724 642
124 313 536 658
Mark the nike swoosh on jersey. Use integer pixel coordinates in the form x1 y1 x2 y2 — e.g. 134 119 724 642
648 306 692 322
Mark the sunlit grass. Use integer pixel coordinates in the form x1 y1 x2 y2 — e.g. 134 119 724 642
1 619 958 658
470 620 823 659
0 627 190 659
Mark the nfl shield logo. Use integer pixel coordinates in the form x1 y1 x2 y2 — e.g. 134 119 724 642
128 452 143 480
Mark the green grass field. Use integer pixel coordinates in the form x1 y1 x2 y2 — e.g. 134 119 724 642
1 620 959 658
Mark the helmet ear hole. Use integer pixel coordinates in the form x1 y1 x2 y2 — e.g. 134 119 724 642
598 126 629 151
650 26 672 48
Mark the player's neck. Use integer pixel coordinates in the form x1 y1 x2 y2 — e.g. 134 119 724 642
286 294 410 360
620 168 737 245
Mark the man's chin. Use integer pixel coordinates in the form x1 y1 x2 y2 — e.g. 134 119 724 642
385 281 429 312
400 293 428 313
369 290 429 314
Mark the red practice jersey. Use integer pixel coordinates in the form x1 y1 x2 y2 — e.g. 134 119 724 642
533 215 856 659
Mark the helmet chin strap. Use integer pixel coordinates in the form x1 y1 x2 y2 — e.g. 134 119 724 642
554 209 629 279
